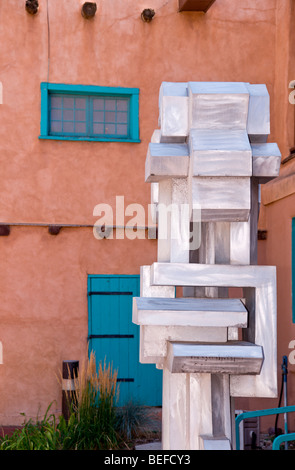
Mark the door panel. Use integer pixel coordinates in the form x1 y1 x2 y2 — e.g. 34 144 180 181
88 275 162 406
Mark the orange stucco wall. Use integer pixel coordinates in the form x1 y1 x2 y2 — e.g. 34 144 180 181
0 0 293 427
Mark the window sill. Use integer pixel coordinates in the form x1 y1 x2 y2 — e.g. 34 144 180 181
39 135 141 143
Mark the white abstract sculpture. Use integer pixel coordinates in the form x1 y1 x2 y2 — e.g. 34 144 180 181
133 82 280 450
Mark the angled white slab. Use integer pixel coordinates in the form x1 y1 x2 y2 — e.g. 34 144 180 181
159 82 189 139
133 297 248 328
188 82 249 130
251 143 281 182
189 176 251 222
139 325 227 364
166 341 264 375
150 262 277 397
145 143 189 182
150 262 275 289
246 84 270 142
189 129 252 177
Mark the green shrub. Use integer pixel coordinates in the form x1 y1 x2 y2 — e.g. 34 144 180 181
0 352 120 450
0 403 59 450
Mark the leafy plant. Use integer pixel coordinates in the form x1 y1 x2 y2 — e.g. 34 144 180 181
0 352 121 450
0 402 59 450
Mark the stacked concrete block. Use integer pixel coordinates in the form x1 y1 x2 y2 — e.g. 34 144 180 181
133 82 280 450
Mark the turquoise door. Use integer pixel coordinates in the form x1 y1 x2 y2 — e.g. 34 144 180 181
87 275 162 406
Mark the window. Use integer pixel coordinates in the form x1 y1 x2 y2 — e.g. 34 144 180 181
39 83 140 142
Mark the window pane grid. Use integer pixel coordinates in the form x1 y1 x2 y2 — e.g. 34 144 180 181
50 95 88 136
49 93 130 139
91 97 129 138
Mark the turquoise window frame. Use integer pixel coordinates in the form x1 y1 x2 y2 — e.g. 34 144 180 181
292 218 295 323
39 82 140 143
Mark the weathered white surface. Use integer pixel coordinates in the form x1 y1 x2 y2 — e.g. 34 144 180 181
137 81 279 450
150 262 277 397
189 129 252 177
251 143 281 181
230 221 251 265
133 297 248 327
199 436 231 450
162 368 213 450
170 178 191 262
159 82 189 139
246 84 270 141
145 143 189 182
189 176 251 222
166 341 264 375
157 180 172 262
139 324 227 363
188 82 249 130
150 182 159 224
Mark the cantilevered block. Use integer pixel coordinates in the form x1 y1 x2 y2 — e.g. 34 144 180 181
188 82 249 130
139 324 227 364
145 143 189 182
246 84 270 143
189 176 251 222
166 341 264 375
251 143 281 182
189 129 252 176
150 262 277 397
159 82 189 140
133 297 248 328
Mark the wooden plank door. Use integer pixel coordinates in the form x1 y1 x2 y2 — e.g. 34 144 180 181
88 275 162 406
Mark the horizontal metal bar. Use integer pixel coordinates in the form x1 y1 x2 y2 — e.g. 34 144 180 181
273 432 295 450
117 378 134 383
88 334 134 339
88 291 133 296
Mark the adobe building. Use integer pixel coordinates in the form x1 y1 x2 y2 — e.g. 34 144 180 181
0 0 294 437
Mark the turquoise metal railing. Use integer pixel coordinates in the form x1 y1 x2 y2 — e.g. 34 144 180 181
235 405 295 450
272 432 295 450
